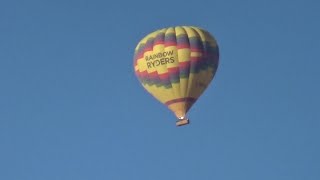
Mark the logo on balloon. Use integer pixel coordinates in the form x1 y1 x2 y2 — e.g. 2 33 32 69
145 50 175 69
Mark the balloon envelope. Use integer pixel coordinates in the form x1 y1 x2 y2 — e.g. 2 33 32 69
133 26 219 125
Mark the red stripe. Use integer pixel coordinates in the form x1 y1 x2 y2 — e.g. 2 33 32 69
149 71 158 78
154 41 164 46
165 97 196 106
177 44 189 49
135 52 144 60
179 61 190 68
137 68 179 79
190 48 203 52
165 42 177 47
190 56 202 61
168 67 179 74
139 70 148 78
144 46 153 51
159 73 169 80
135 70 139 77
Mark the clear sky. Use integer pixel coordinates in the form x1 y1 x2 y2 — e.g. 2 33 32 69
1 0 319 179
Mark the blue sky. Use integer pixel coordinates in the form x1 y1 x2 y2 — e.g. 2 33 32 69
1 0 319 179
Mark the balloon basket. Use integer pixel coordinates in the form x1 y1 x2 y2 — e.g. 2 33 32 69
176 118 189 126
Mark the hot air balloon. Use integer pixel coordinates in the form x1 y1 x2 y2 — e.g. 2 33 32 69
133 26 219 126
